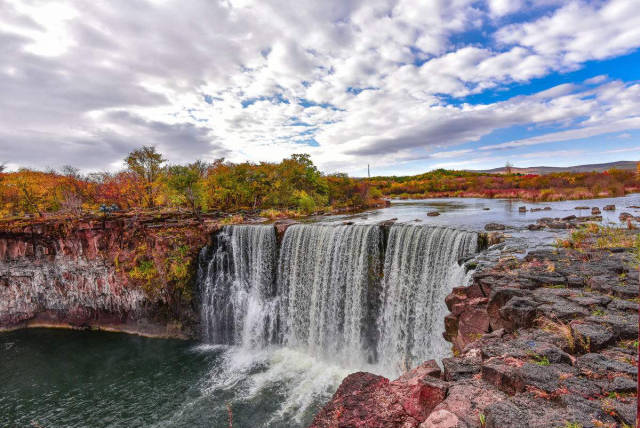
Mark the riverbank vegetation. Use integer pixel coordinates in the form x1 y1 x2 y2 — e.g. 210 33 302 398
371 167 640 201
0 146 638 219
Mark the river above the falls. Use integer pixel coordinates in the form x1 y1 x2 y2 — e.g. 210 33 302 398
2 195 639 428
317 193 640 230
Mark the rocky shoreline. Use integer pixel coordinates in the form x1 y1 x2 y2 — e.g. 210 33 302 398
310 245 638 427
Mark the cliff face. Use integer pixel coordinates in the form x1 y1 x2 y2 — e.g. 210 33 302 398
0 214 217 338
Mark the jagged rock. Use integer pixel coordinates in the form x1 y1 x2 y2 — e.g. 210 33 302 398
442 356 481 381
499 297 538 329
588 313 639 340
484 223 505 231
273 219 299 239
576 353 637 377
607 299 639 313
487 287 527 331
620 212 634 221
483 398 529 428
422 379 507 428
570 321 615 352
591 207 601 215
610 399 637 426
396 360 442 381
481 360 524 395
607 375 637 393
310 365 451 427
527 224 544 231
486 232 504 246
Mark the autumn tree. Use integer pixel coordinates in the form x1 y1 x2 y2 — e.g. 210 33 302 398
125 146 166 208
166 162 207 220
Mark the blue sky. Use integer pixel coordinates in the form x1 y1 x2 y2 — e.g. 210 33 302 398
1 0 639 176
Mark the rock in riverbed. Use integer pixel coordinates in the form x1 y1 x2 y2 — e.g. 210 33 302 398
485 223 506 231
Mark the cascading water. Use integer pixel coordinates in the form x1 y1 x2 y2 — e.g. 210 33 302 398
199 222 479 373
376 225 478 372
277 224 382 367
199 225 278 348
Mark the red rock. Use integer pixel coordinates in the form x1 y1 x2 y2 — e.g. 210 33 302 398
481 359 524 395
389 376 448 421
309 372 421 428
396 360 442 382
419 409 460 428
311 366 449 428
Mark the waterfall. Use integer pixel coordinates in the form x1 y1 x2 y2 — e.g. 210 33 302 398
377 225 478 371
198 222 479 373
199 225 278 348
277 224 382 367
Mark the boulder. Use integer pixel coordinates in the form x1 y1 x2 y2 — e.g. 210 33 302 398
518 206 527 213
442 356 482 381
499 297 538 330
273 219 298 240
603 204 615 211
619 212 633 221
419 409 462 428
484 223 505 231
427 211 440 217
571 321 615 352
591 207 601 215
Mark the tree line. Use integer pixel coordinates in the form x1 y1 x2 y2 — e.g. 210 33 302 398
0 146 379 219
1 147 638 220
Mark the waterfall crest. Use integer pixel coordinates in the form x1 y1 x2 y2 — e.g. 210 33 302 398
198 222 479 373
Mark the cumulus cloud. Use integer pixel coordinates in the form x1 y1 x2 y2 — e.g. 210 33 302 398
0 0 640 174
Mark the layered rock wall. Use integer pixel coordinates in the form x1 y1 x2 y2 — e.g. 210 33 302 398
0 214 215 338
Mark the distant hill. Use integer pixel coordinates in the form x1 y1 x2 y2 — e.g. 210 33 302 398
472 161 638 175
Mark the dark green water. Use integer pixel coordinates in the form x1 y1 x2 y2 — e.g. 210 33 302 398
0 329 346 428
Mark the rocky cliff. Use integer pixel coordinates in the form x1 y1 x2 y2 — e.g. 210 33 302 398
0 213 218 338
310 246 638 428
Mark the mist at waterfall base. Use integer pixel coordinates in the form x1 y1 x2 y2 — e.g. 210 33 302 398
1 220 478 428
195 223 478 427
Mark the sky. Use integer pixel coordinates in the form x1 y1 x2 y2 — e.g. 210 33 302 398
1 0 640 176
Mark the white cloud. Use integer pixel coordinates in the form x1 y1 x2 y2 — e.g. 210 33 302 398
0 0 640 174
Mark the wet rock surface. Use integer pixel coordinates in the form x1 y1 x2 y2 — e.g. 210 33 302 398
311 246 638 428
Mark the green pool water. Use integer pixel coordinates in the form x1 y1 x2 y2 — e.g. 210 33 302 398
0 329 345 428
